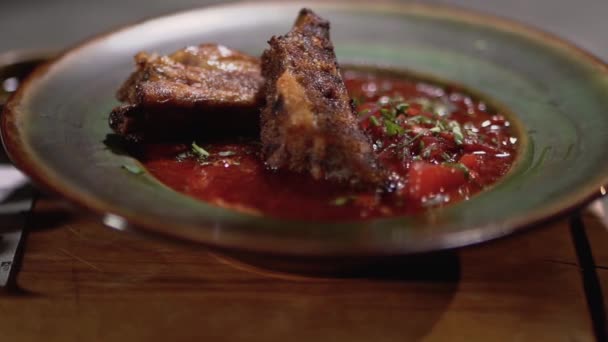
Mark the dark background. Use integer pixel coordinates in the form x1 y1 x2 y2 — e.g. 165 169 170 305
1 0 607 61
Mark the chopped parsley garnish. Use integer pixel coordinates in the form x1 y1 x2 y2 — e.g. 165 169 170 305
358 108 371 116
369 116 381 127
444 162 470 179
380 108 394 120
175 151 191 161
404 132 424 146
191 142 210 159
218 151 237 157
395 102 410 114
449 121 465 145
331 196 356 206
407 115 434 125
422 147 433 159
122 164 143 175
384 120 405 136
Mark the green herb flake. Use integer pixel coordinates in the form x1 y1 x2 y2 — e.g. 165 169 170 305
422 147 432 159
384 120 405 136
406 115 433 125
369 116 381 127
191 142 210 159
448 121 465 145
218 151 237 157
444 162 470 178
436 120 447 131
395 103 410 114
358 108 371 116
176 152 191 161
331 196 354 206
380 108 396 121
122 164 143 175
455 163 470 177
404 132 424 147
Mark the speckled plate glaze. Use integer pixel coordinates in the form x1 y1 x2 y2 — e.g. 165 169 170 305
3 2 608 256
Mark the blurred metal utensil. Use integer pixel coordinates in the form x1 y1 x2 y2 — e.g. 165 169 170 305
0 50 53 288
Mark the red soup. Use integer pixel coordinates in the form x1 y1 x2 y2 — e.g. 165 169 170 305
137 70 519 221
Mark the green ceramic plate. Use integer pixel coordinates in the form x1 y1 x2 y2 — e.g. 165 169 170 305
3 2 608 256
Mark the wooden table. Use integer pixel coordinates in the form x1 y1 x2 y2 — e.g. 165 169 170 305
0 195 606 341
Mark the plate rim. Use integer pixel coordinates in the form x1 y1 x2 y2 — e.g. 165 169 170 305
2 1 607 256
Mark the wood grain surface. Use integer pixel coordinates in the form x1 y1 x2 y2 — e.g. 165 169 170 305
0 197 597 342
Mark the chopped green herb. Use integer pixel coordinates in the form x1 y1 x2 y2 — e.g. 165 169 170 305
122 164 143 175
384 120 405 136
422 147 432 159
380 108 393 118
429 126 442 133
357 108 371 116
436 120 447 131
402 132 424 147
395 103 410 114
406 115 434 125
192 142 210 159
441 152 452 161
455 163 470 177
448 121 465 145
369 116 381 126
444 162 470 178
218 151 237 157
331 196 354 206
176 152 191 161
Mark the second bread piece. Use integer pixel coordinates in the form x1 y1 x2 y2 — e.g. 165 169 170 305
260 9 381 185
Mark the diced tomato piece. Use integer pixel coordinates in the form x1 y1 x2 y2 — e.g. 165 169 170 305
420 136 439 147
406 162 467 199
407 104 421 116
459 153 480 171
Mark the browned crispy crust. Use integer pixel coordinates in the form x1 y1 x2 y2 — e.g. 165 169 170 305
110 44 264 142
260 9 381 185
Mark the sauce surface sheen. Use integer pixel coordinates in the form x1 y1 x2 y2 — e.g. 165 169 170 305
138 71 518 221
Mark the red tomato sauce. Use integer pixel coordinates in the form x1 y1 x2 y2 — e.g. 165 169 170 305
137 71 518 221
